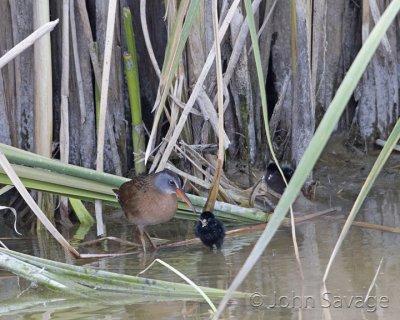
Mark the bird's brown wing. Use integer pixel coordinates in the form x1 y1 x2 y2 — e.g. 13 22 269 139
113 174 154 208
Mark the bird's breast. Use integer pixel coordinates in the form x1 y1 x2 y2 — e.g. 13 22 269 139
125 192 178 226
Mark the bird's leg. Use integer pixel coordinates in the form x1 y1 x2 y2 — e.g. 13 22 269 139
137 226 147 254
144 230 157 250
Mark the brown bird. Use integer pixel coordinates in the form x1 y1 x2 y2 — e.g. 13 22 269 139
113 169 194 252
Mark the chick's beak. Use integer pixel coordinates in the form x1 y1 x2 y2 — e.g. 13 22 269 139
176 188 197 214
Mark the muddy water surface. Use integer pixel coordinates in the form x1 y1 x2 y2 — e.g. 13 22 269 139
0 148 399 319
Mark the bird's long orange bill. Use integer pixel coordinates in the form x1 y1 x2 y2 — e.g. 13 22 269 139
176 188 197 214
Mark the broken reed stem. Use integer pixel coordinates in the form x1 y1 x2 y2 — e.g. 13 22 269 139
0 151 80 257
0 20 59 69
95 0 118 237
59 0 70 222
123 8 146 174
376 138 400 152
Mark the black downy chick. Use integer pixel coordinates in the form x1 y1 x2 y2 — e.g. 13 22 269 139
264 163 294 194
195 211 225 250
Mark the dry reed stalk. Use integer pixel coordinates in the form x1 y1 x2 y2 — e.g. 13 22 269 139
139 0 193 124
364 257 383 304
153 0 241 168
222 0 262 90
173 144 232 203
306 0 312 60
95 0 118 237
0 150 79 257
325 216 400 234
196 90 230 149
78 236 140 248
204 0 225 212
288 0 304 280
145 0 194 165
165 162 232 203
375 138 400 151
0 20 58 69
59 0 71 223
269 72 290 138
164 208 338 249
229 7 255 164
33 0 55 230
150 0 186 172
140 0 161 77
75 0 102 88
33 0 53 158
362 0 371 43
368 0 391 52
181 144 243 196
151 77 183 172
70 0 86 125
248 0 277 54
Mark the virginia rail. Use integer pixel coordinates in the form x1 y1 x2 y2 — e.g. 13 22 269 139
195 211 225 250
264 163 294 194
113 169 194 252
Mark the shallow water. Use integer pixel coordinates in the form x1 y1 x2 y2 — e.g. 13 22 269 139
1 155 400 319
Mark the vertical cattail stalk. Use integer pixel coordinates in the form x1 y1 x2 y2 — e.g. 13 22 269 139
122 8 146 175
59 0 71 225
70 0 86 125
95 0 118 236
68 0 94 225
33 0 54 230
204 0 224 212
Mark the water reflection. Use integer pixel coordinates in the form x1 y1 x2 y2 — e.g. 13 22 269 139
0 185 400 319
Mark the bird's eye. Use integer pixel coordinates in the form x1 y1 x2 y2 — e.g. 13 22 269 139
168 180 175 186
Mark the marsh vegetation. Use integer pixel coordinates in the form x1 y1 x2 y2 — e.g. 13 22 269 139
0 0 399 319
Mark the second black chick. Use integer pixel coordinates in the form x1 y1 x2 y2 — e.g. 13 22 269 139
264 162 294 194
195 211 225 250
